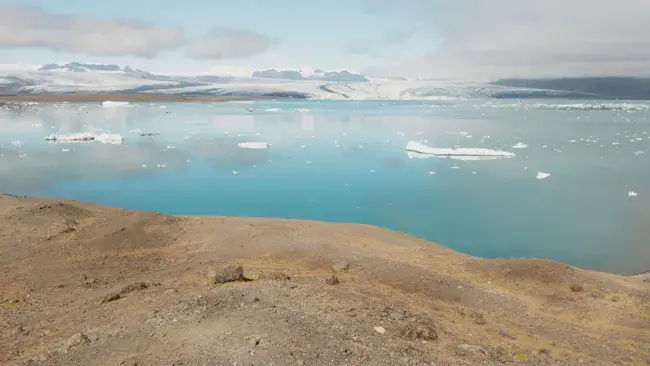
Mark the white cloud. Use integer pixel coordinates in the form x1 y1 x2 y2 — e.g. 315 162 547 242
187 27 275 60
0 5 184 58
366 0 650 79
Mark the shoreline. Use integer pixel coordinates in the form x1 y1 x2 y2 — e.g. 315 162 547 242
0 195 648 364
0 192 645 277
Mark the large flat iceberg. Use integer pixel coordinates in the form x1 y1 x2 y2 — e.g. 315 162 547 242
45 133 123 144
406 141 515 158
238 141 269 149
102 101 131 108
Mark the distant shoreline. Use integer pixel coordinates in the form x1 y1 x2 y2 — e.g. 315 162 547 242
0 93 268 103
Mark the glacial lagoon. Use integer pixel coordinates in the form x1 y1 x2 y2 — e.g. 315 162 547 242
1 99 649 274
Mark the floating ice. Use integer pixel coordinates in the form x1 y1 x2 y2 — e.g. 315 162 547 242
628 191 638 197
406 141 515 157
512 142 528 149
11 141 23 147
536 172 551 180
45 133 123 144
95 134 124 144
102 101 130 108
264 108 281 112
238 142 268 149
295 108 311 112
634 151 645 155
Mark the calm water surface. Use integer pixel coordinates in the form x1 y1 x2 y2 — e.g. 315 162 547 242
1 100 649 274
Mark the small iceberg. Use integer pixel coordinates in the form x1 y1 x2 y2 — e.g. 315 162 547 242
45 133 123 144
264 108 281 112
628 191 638 197
238 142 269 149
512 142 528 149
102 101 131 108
536 172 551 180
406 141 515 158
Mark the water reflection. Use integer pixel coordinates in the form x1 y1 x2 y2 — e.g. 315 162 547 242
0 101 649 274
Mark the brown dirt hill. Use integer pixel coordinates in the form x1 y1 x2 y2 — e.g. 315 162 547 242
0 195 648 365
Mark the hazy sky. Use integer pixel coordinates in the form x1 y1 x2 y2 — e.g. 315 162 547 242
0 0 648 79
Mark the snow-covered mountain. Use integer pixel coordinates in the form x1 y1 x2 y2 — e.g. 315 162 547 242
251 68 368 82
2 62 641 100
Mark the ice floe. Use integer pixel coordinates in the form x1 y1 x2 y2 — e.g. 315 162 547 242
237 142 269 149
628 191 638 197
406 141 515 158
511 142 528 149
102 101 131 108
536 172 551 180
45 133 124 144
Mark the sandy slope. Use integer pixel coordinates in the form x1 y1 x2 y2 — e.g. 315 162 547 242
0 195 648 365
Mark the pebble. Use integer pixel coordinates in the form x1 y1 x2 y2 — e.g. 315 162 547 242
331 262 350 272
498 328 517 340
61 333 90 352
374 326 386 334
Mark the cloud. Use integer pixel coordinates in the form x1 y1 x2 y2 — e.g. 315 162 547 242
365 0 650 79
342 25 420 58
0 5 183 58
187 27 275 60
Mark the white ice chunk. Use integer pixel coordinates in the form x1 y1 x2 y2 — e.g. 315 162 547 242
95 134 123 144
406 141 515 157
45 132 123 144
628 191 638 197
536 172 551 179
238 141 268 149
264 108 281 112
45 133 97 142
102 101 130 108
512 142 528 149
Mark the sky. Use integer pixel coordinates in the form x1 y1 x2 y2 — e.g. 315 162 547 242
0 0 649 79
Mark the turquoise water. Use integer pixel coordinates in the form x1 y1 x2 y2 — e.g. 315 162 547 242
1 100 649 274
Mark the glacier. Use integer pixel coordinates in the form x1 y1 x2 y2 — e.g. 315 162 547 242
5 63 650 102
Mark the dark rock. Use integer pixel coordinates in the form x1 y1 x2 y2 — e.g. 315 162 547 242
120 282 149 294
325 274 340 285
214 264 245 284
101 292 121 303
470 312 487 325
611 296 620 302
569 284 584 292
248 337 261 347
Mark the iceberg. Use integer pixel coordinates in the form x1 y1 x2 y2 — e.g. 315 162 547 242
407 151 503 161
102 101 131 108
512 142 528 149
536 172 551 179
45 133 123 144
405 141 515 158
45 133 96 142
238 142 269 149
